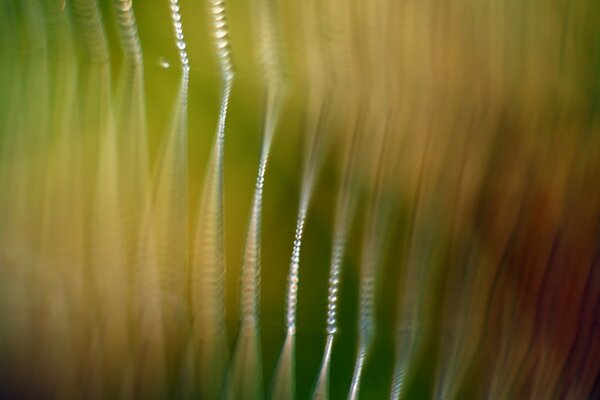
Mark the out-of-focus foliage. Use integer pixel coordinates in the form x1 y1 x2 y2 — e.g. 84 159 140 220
0 0 599 399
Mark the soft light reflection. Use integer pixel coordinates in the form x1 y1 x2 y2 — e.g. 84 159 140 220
0 0 598 399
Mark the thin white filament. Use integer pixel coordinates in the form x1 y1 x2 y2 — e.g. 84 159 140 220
349 115 394 400
312 110 363 400
227 0 284 393
192 0 234 397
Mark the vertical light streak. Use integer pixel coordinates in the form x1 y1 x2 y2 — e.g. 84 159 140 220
226 0 285 394
191 0 234 398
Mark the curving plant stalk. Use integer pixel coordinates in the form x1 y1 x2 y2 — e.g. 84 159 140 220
191 0 234 398
310 0 362 397
111 1 166 397
71 0 131 397
345 0 394 396
112 0 148 277
347 115 394 400
269 83 328 399
146 0 191 395
269 4 331 394
71 0 109 63
225 0 285 397
311 114 362 400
